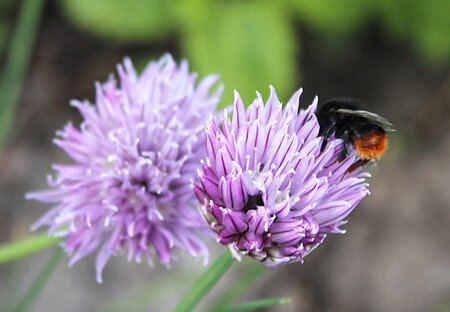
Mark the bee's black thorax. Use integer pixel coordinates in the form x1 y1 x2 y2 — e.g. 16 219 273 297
316 98 390 162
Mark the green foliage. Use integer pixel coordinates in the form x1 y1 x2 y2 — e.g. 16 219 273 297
288 0 449 63
288 0 374 36
380 0 450 63
0 232 61 264
0 0 17 57
180 0 298 106
206 262 265 312
0 0 15 11
56 0 448 104
59 0 179 43
215 297 292 312
0 19 8 57
173 250 235 312
0 0 46 149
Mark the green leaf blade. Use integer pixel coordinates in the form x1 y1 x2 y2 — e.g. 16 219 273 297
0 0 46 148
0 232 61 264
217 297 292 312
172 250 235 312
182 1 299 107
60 0 178 43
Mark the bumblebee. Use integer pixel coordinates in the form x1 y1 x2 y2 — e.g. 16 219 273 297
316 98 395 166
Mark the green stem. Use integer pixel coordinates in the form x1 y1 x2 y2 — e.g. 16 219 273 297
0 232 62 264
173 249 235 312
206 262 265 312
0 0 46 148
13 247 63 312
218 297 292 312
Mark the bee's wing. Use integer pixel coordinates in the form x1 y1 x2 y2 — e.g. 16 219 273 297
337 109 397 131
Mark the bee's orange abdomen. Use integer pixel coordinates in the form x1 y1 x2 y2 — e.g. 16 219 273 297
354 132 387 160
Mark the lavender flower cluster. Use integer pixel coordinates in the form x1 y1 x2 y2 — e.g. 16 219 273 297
27 55 221 282
28 55 371 281
194 88 370 266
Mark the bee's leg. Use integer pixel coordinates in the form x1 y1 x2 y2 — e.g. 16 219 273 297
347 160 363 173
347 159 370 173
320 137 328 153
320 123 335 153
337 130 351 161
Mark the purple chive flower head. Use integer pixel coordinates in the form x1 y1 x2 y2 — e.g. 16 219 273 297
194 87 370 267
27 55 222 282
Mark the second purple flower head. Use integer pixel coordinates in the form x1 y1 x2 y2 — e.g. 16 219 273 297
27 55 222 282
194 87 371 267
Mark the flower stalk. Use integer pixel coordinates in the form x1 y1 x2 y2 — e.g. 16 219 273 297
0 0 46 149
0 232 61 264
173 250 235 312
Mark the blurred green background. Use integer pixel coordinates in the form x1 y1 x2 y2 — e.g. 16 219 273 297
0 0 449 311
